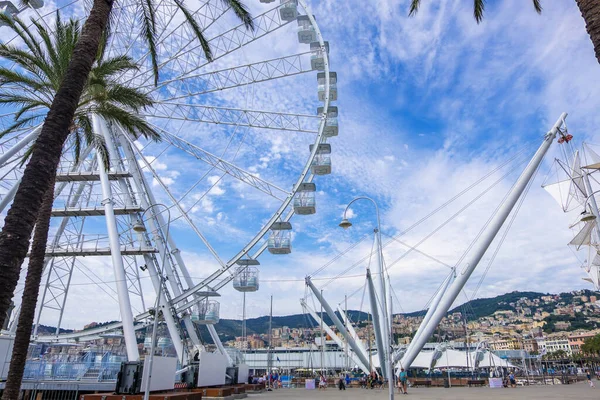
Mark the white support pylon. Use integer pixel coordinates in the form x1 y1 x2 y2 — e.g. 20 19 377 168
304 299 369 373
337 305 369 358
305 276 372 373
366 268 387 377
401 113 568 368
400 268 455 367
93 115 139 361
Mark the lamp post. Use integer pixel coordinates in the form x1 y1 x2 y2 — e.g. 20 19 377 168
340 196 394 400
133 204 171 400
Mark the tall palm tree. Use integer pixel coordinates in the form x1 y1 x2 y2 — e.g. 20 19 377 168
0 0 253 332
409 0 600 65
0 13 160 399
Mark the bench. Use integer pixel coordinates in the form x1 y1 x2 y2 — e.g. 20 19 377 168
411 379 432 387
467 379 486 387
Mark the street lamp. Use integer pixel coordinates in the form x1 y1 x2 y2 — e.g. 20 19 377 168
133 204 171 400
339 196 394 400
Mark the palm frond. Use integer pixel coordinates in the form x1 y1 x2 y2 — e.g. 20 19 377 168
220 0 254 30
532 0 542 14
95 103 161 142
139 0 159 85
0 45 52 83
174 0 213 61
77 113 110 170
474 0 486 23
104 85 154 111
0 116 43 138
19 144 35 167
73 129 82 165
408 0 421 17
0 67 47 91
90 55 138 82
14 101 48 120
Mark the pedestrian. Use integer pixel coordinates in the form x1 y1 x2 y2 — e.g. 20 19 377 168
509 371 516 388
338 374 346 390
345 373 351 388
319 374 327 390
587 369 595 388
399 368 408 395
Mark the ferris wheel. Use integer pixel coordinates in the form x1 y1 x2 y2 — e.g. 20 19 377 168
0 0 336 363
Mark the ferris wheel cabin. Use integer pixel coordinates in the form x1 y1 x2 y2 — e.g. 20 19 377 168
268 221 292 254
318 72 337 102
310 144 331 175
293 182 316 215
279 0 298 21
191 300 220 324
233 265 260 293
310 41 329 71
318 106 338 137
0 0 43 26
297 15 316 44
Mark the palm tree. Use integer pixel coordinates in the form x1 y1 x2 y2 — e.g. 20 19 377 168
408 0 600 65
0 13 160 400
0 0 254 331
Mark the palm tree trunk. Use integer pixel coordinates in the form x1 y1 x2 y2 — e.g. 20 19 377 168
576 0 600 65
0 0 113 329
1 185 54 400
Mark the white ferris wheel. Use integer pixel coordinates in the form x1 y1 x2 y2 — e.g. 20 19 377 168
0 0 336 363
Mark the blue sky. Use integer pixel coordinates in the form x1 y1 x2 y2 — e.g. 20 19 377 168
3 0 600 329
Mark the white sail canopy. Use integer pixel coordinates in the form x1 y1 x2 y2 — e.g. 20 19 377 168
542 179 573 212
569 220 596 250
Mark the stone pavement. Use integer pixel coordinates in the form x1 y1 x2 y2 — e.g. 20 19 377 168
250 382 597 399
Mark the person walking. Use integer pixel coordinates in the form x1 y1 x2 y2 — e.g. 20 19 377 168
398 368 408 395
338 373 346 390
587 369 595 388
319 373 327 390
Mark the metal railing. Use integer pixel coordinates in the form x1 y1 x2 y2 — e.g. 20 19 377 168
22 361 122 382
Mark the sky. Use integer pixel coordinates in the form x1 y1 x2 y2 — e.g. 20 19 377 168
3 0 600 331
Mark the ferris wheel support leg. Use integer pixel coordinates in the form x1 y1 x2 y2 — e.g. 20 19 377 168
401 113 568 369
0 125 41 168
207 324 233 366
142 254 187 363
117 130 202 348
93 115 139 361
366 268 387 378
0 177 20 214
33 152 96 336
305 277 372 372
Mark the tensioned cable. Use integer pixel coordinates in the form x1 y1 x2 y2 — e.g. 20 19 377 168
320 234 377 289
309 143 534 284
384 153 531 272
310 233 371 278
380 232 453 269
469 151 543 301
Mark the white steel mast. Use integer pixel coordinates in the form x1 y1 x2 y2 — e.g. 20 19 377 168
402 113 568 368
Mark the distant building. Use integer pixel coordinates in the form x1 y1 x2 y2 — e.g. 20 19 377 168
568 331 598 353
545 333 571 355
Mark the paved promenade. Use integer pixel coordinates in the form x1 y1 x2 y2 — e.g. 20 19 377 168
251 382 596 399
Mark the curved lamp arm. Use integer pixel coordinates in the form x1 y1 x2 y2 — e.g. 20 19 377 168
340 196 381 232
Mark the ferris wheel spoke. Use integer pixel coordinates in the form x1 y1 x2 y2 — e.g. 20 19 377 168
128 4 293 88
148 53 312 99
147 124 290 200
149 102 319 133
